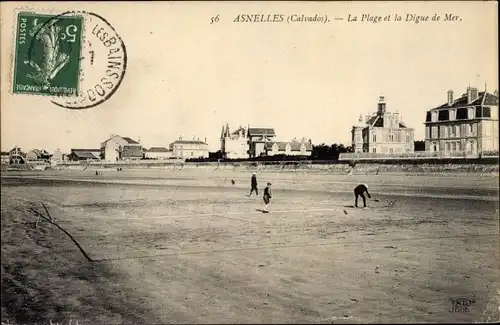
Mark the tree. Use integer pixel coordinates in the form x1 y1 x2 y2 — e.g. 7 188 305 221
209 150 222 159
311 143 351 160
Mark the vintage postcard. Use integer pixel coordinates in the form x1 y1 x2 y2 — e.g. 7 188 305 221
1 1 498 324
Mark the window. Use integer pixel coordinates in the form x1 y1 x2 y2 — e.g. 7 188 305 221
449 109 456 121
455 125 460 137
431 126 438 139
372 148 377 153
452 142 456 151
406 133 410 143
446 143 450 151
431 111 438 122
389 148 394 153
467 124 473 136
466 141 473 154
426 127 430 139
456 142 461 151
372 134 376 143
389 133 394 142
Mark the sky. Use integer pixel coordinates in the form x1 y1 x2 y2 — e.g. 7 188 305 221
1 1 498 153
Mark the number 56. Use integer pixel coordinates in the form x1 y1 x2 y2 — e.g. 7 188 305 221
60 25 78 43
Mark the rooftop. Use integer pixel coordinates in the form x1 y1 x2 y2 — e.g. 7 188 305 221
71 149 101 152
429 90 498 111
148 147 172 152
171 140 208 145
265 141 313 151
71 151 100 159
102 135 140 146
248 128 276 136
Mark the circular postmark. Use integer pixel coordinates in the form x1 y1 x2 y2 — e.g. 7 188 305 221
31 10 127 109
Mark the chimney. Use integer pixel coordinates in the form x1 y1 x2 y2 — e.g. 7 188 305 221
204 137 207 143
377 96 386 115
393 111 400 125
447 90 454 106
467 87 479 103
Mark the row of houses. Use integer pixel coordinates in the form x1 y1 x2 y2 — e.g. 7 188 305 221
2 134 213 165
1 147 54 165
4 84 496 164
349 85 499 157
64 135 212 162
219 125 313 159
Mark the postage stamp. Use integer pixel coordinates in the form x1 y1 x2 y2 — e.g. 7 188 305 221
13 12 84 97
10 10 127 110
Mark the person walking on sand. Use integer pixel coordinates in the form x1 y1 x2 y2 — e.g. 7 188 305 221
354 183 371 209
249 172 258 197
263 182 272 213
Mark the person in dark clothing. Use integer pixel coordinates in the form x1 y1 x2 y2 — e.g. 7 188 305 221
249 172 258 197
354 183 371 208
263 182 272 212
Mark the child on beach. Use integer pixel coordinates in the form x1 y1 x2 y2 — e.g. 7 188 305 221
263 182 272 213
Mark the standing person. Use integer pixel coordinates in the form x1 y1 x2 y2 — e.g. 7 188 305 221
263 182 272 213
249 172 258 197
354 183 371 209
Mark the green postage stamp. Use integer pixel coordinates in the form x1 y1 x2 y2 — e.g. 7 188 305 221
13 12 84 96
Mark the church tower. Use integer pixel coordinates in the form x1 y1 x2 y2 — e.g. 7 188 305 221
220 124 229 155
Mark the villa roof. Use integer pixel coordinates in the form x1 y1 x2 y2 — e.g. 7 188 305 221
429 91 498 111
248 128 276 136
265 141 313 151
122 137 140 144
365 115 407 128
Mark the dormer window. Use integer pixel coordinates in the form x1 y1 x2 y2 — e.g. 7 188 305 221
449 109 456 121
467 107 475 119
431 111 438 122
